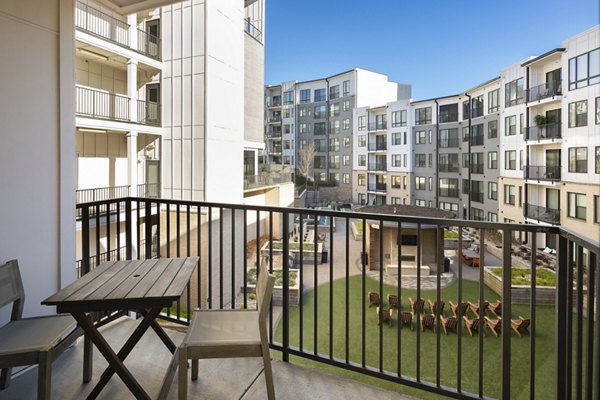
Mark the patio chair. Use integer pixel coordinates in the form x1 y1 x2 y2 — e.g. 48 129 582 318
427 299 445 316
484 316 502 337
399 311 413 330
174 262 276 400
487 300 502 318
387 294 400 309
368 291 381 307
409 297 425 318
467 300 489 317
511 316 531 337
448 301 469 318
0 259 88 400
440 316 459 335
376 307 393 327
420 314 436 332
463 316 484 337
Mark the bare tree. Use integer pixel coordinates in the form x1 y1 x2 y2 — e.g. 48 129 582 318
297 142 315 184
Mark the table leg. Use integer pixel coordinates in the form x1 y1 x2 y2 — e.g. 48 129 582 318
71 312 151 400
139 309 178 353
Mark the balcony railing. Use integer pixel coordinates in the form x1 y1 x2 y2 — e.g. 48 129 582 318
268 116 282 123
76 185 130 204
525 123 562 141
76 86 129 121
367 163 387 172
526 165 561 181
470 191 484 203
244 172 292 190
367 183 387 192
525 203 560 225
75 1 129 47
137 29 161 60
244 18 263 41
76 197 600 400
137 183 160 198
439 188 459 197
526 80 562 103
367 142 387 151
439 138 460 148
137 99 161 126
368 122 387 131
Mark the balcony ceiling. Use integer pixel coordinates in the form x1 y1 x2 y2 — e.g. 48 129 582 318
95 0 183 15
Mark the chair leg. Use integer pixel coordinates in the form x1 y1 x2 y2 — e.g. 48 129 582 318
38 351 52 400
0 367 12 390
261 343 275 400
178 347 188 400
83 333 93 383
191 359 198 381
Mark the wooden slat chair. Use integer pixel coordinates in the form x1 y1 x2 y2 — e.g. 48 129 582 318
448 301 469 318
387 294 400 310
408 297 425 318
440 316 459 335
487 300 502 318
467 300 489 317
463 316 485 337
174 262 277 400
420 314 436 332
427 299 445 316
367 291 381 307
0 259 87 400
399 311 413 330
376 307 393 327
511 316 531 337
484 316 502 337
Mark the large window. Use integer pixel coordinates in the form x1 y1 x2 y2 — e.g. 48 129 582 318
391 176 402 188
343 118 350 130
471 180 484 203
342 100 350 112
568 48 600 90
358 174 365 186
504 185 516 205
438 178 459 197
415 107 432 125
329 155 340 169
440 202 458 213
358 193 366 205
505 115 517 135
471 152 484 174
595 195 600 224
438 153 459 172
392 154 402 167
596 146 600 173
471 124 484 145
392 132 402 145
358 155 366 167
415 176 426 190
488 89 500 113
415 130 427 144
329 120 340 134
299 123 310 133
283 90 293 105
313 156 326 169
488 151 498 169
471 95 483 118
505 150 516 170
439 104 458 123
343 80 350 97
358 135 366 147
568 192 587 220
488 182 498 200
415 154 426 167
314 88 326 102
329 138 339 152
300 89 310 103
343 137 350 147
392 110 407 127
329 85 339 100
343 155 350 166
299 107 310 117
505 78 524 107
488 120 498 138
314 122 326 135
329 103 340 117
568 100 588 127
314 105 326 119
358 116 366 130
568 147 588 173
313 139 326 152
439 128 459 148
596 97 600 124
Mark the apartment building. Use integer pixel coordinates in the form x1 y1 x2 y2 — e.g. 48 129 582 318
264 68 411 201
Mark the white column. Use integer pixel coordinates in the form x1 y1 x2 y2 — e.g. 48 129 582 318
127 131 139 193
127 59 138 123
128 14 138 52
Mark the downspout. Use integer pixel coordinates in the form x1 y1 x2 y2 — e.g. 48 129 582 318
524 67 530 222
325 78 330 186
434 99 439 209
465 93 472 220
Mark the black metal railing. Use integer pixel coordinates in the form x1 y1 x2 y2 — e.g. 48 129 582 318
244 18 263 41
137 99 161 126
137 29 161 60
470 191 484 203
76 86 130 121
525 123 562 141
76 185 130 204
470 134 484 146
526 80 562 103
368 163 387 172
244 173 292 190
471 163 484 174
75 197 599 400
439 138 460 148
368 142 387 151
268 116 282 123
439 188 459 198
368 122 387 131
526 165 561 181
75 1 129 47
367 183 387 192
525 203 561 225
438 163 459 173
266 131 282 138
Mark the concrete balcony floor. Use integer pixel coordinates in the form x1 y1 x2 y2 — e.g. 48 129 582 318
2 316 416 400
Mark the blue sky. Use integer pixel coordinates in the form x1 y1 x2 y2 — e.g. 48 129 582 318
264 0 599 100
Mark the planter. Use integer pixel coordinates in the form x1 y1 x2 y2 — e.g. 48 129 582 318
350 221 363 241
244 268 300 307
262 240 323 266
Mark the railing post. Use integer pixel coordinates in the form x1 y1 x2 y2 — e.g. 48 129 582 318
282 210 289 362
81 206 90 276
126 199 133 259
556 233 568 399
501 227 512 399
145 200 152 259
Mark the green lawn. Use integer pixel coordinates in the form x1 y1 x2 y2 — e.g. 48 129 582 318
274 275 559 399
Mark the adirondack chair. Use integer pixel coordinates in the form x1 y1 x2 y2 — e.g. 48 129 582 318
484 316 502 337
368 291 381 307
409 297 425 318
420 314 436 332
427 299 445 316
463 316 485 337
467 300 489 317
376 307 393 327
440 315 459 335
511 316 531 337
399 311 413 330
487 300 502 318
387 294 400 310
448 301 469 318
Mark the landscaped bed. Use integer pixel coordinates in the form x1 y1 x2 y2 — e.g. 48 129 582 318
489 267 556 286
246 267 298 287
483 267 564 305
246 267 300 306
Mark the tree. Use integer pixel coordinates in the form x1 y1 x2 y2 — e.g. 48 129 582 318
297 142 315 185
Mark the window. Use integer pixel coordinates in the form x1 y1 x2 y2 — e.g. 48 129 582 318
329 85 339 100
299 123 309 133
358 116 366 130
402 176 407 189
568 192 587 220
505 150 516 170
329 120 340 134
415 176 426 190
358 135 366 147
595 195 600 223
358 193 366 205
463 100 470 120
471 152 484 174
314 139 326 152
300 89 310 103
568 147 588 173
283 124 292 134
438 153 459 172
596 97 600 124
343 137 350 147
520 113 524 134
488 182 498 200
519 149 524 170
314 156 326 169
415 199 426 207
343 118 350 130
568 48 600 90
415 130 427 144
488 151 498 169
462 127 469 141
283 156 290 164
439 128 459 148
283 140 291 150
415 107 432 125
314 105 326 119
505 78 524 107
472 208 484 221
392 154 402 167
415 154 426 167
505 115 517 135
439 104 458 123
392 197 402 205
462 179 469 195
488 120 498 138
299 107 309 117
472 95 483 118
428 177 433 191
488 89 500 113
342 100 350 112
314 88 326 102
283 90 293 104
403 154 407 167
329 155 340 169
596 147 600 173
314 122 326 135
403 131 407 145
439 202 458 212
569 100 588 127
358 174 366 186
343 173 350 184
488 212 498 222
392 132 402 145
428 153 433 167
329 138 339 152
471 124 484 145
283 108 293 118
391 176 402 188
343 155 350 166
358 155 366 167
330 103 340 117
438 178 459 197
392 110 407 127
504 185 516 205
343 80 350 96
428 130 433 144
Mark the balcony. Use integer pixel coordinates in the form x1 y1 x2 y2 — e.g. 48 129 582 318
525 165 561 182
137 99 161 126
368 142 387 151
368 121 387 131
367 183 387 193
268 116 282 123
525 203 560 225
244 172 292 190
266 130 282 139
368 163 387 172
525 80 562 103
470 191 484 203
60 197 599 400
439 138 460 148
245 18 263 42
525 123 562 142
438 188 459 198
267 100 282 108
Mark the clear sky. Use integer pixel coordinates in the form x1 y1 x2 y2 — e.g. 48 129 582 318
264 0 599 101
